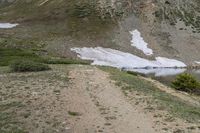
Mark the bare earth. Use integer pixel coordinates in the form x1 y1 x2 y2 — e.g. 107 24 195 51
0 65 199 133
67 65 156 133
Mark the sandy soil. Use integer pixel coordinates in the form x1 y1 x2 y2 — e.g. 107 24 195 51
0 65 199 133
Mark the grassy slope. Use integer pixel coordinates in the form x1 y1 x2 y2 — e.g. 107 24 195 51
101 67 200 123
0 0 117 58
0 48 90 67
0 65 70 133
0 101 26 133
0 48 43 66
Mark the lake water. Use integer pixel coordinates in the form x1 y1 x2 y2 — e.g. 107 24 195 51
127 68 200 86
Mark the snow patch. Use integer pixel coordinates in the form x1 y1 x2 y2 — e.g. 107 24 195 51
39 0 49 6
195 61 200 64
130 30 153 55
71 47 186 68
154 57 186 68
0 23 18 29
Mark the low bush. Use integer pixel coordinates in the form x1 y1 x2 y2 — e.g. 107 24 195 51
172 73 200 94
43 58 90 65
10 60 51 72
0 48 90 66
0 48 43 66
126 71 138 76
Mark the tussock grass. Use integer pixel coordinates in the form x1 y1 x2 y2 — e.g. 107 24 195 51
68 111 81 116
0 102 26 133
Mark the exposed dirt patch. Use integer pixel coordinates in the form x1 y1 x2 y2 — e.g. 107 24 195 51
67 65 156 133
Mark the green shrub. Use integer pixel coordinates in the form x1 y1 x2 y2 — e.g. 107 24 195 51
68 111 81 116
43 58 90 65
126 71 138 76
172 73 200 94
0 48 90 66
10 60 51 72
0 48 43 66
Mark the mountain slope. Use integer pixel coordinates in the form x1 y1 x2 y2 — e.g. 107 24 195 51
0 0 200 64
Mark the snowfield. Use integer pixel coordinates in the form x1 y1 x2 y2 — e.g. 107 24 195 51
195 61 200 64
0 23 18 29
154 57 187 68
71 47 186 68
130 30 153 55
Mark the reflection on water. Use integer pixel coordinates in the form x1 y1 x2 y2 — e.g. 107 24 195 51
127 68 186 77
127 68 200 86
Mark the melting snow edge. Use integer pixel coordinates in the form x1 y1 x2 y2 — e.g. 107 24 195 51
71 47 186 68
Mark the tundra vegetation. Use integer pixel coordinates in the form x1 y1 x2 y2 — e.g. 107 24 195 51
0 48 90 71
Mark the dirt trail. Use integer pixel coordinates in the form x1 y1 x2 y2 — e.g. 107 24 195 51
66 65 200 133
1 65 199 133
67 65 157 133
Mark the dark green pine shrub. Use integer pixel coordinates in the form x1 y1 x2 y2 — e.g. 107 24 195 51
10 60 51 72
172 73 200 95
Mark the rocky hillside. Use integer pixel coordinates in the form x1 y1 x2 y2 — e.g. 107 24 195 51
0 0 200 64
